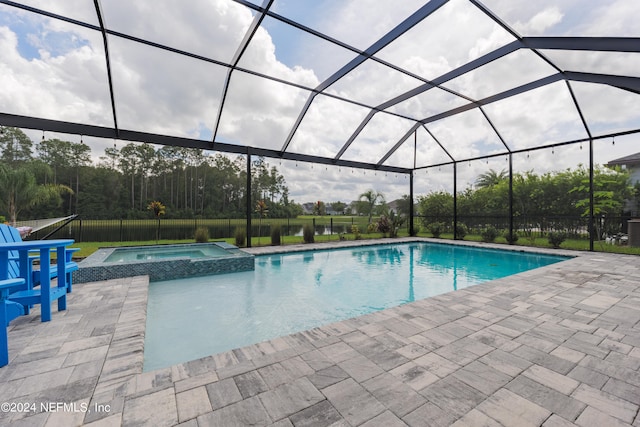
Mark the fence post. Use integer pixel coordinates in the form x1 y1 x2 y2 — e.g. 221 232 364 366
119 219 123 242
330 218 333 239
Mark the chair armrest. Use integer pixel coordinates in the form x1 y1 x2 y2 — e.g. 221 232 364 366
0 278 27 298
66 248 80 262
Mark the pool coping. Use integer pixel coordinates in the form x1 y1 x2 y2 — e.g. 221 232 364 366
2 238 639 426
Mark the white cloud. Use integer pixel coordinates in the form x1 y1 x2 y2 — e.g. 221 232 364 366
515 7 564 35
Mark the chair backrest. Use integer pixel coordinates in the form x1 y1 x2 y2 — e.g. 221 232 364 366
0 224 23 279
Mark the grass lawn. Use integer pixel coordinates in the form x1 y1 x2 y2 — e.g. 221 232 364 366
429 233 640 255
69 232 382 258
68 230 640 259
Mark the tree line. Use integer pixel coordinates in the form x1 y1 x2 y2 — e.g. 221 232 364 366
417 166 638 236
0 127 303 221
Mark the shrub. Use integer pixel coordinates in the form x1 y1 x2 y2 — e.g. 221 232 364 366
429 222 444 238
194 227 209 243
547 231 566 249
455 223 468 240
377 215 392 237
234 227 246 247
504 231 519 244
302 223 315 243
522 229 537 245
481 226 499 243
351 224 361 240
389 212 405 238
270 224 281 246
367 222 378 234
410 224 420 236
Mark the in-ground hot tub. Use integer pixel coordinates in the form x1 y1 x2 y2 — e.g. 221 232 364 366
74 242 254 283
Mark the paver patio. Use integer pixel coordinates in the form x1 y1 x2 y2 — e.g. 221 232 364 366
1 238 639 426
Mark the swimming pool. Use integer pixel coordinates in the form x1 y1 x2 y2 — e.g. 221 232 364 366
143 242 568 371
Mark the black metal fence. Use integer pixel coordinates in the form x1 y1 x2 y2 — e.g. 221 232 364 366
26 217 371 243
415 214 632 240
23 214 634 247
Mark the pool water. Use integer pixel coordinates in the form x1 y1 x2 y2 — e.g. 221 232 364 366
144 242 567 371
103 243 231 262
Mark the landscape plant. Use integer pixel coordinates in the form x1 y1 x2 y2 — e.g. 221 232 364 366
548 231 566 249
367 222 378 234
376 215 392 237
481 226 499 243
302 223 315 243
504 230 519 244
234 227 246 247
359 189 385 225
147 200 166 242
455 223 468 240
255 199 268 245
429 222 444 238
194 227 209 243
388 212 405 238
270 224 281 246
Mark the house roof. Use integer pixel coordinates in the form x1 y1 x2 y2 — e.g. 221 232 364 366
607 152 640 167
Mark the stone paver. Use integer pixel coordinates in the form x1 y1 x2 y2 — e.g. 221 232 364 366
1 238 640 426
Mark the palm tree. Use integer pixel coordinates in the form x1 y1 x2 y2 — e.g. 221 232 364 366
255 200 268 245
359 189 385 225
475 169 507 188
0 164 72 224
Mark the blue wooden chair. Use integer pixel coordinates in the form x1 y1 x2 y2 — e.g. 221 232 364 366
0 224 78 295
0 225 78 366
1 277 26 366
0 224 78 320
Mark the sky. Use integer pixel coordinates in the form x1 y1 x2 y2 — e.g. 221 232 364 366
0 0 639 205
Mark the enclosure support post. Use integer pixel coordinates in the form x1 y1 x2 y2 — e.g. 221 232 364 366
453 162 458 240
409 171 414 236
589 138 594 251
246 151 252 248
509 153 514 243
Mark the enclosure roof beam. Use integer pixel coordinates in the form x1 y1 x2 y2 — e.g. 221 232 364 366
376 123 422 166
380 71 636 167
523 37 640 52
93 0 119 136
566 81 593 140
564 71 640 94
413 127 640 171
0 113 411 174
479 106 511 153
339 40 523 164
423 124 456 163
280 0 449 155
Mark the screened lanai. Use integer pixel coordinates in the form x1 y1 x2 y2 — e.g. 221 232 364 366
1 0 640 248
